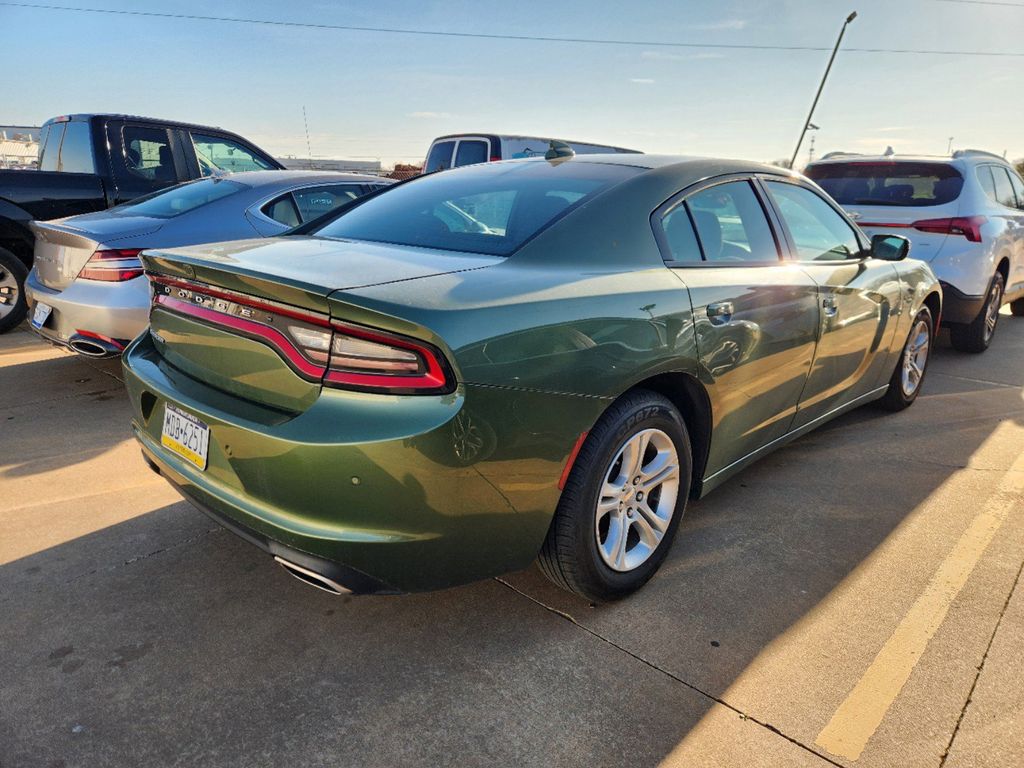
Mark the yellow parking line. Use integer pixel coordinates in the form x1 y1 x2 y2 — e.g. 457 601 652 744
815 448 1024 761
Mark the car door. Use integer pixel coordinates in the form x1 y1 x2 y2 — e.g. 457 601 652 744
654 177 820 477
761 177 902 428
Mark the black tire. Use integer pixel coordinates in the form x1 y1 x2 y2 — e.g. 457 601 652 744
0 247 29 334
538 390 692 602
879 306 934 412
950 272 1004 353
1011 297 1024 317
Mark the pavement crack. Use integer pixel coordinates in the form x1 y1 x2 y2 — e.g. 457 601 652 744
931 371 1020 389
70 526 224 581
495 577 843 768
938 554 1024 767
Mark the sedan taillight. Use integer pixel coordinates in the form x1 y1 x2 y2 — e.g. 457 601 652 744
79 249 144 281
324 324 451 393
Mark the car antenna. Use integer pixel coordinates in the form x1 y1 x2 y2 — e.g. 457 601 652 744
545 140 575 161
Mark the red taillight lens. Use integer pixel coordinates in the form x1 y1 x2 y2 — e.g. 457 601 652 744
911 216 986 243
79 249 144 281
324 324 452 393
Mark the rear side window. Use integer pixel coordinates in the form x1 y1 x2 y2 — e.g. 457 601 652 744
292 185 361 220
123 126 176 182
313 160 640 256
990 167 1018 209
765 182 860 261
425 141 455 173
658 207 702 263
112 178 246 218
976 166 998 202
263 195 301 227
687 181 778 263
1009 171 1024 211
191 133 275 175
57 121 95 174
806 162 963 207
454 140 488 168
38 123 65 172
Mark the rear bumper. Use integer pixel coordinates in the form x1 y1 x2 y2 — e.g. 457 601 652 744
25 270 149 349
122 331 600 593
938 281 986 325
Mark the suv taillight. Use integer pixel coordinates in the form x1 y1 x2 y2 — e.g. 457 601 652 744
79 249 144 281
911 216 986 243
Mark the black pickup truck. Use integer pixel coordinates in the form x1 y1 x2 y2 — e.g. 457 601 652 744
0 113 284 332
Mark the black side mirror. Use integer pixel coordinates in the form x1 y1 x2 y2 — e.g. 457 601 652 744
871 234 911 261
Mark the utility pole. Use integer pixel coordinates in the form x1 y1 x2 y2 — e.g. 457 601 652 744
790 11 857 170
947 137 954 154
302 106 313 161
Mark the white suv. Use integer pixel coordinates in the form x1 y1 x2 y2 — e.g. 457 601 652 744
806 150 1024 352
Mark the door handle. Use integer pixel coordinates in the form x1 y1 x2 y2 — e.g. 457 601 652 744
707 301 734 325
823 296 838 317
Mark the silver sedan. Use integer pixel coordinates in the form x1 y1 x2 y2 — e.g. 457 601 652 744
25 170 391 356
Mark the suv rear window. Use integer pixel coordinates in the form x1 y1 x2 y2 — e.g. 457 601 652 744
806 162 963 207
112 177 246 218
313 160 639 256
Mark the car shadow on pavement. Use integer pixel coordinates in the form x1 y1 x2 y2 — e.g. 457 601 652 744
1 319 1023 767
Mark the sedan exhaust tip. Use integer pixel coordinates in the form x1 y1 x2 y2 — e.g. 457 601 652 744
68 333 124 358
273 556 353 595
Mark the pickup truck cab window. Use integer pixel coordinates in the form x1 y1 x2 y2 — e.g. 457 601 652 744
764 181 860 261
190 133 275 175
57 121 96 174
122 126 176 183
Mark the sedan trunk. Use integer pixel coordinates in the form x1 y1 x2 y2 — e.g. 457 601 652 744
31 217 163 290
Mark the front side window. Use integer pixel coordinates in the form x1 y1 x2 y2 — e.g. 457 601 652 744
313 160 639 256
454 140 489 168
57 121 96 174
123 126 176 182
191 133 275 175
425 140 456 173
38 123 65 172
766 181 860 261
112 178 246 218
806 162 964 207
686 181 778 263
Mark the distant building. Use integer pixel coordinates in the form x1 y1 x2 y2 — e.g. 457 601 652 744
387 163 422 180
276 156 382 174
0 125 40 169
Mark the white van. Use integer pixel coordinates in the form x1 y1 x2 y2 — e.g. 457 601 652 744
423 133 640 173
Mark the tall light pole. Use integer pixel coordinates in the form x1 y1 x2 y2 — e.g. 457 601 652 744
790 11 857 170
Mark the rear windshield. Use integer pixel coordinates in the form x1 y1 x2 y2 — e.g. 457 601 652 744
806 162 964 207
111 178 247 218
312 160 640 256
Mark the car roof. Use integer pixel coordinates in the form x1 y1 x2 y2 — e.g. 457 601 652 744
208 170 392 187
431 133 641 153
807 154 959 166
43 113 247 132
510 153 797 178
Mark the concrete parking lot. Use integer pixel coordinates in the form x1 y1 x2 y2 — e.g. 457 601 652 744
1 313 1022 768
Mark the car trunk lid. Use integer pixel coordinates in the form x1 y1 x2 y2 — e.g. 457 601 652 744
142 236 498 411
31 216 163 290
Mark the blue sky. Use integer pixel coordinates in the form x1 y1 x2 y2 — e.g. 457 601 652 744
3 0 1022 166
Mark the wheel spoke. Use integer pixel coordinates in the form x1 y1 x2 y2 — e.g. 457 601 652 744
641 462 677 492
636 501 669 534
630 513 660 549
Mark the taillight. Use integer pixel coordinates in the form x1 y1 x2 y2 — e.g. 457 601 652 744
324 324 452 394
911 216 986 243
79 249 144 281
150 275 454 395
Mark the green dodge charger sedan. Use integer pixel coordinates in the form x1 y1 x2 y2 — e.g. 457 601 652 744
123 154 941 601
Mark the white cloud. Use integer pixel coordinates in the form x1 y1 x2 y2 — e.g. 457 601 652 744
696 19 747 31
630 78 656 84
408 111 453 119
876 126 910 132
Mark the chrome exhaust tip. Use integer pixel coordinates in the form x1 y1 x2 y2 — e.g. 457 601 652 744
68 333 122 358
273 556 352 595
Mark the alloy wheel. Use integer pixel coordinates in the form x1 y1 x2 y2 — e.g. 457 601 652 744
0 265 17 319
596 428 680 572
983 280 1002 343
900 318 930 396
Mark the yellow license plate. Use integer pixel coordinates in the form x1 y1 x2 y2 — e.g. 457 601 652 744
160 403 210 470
